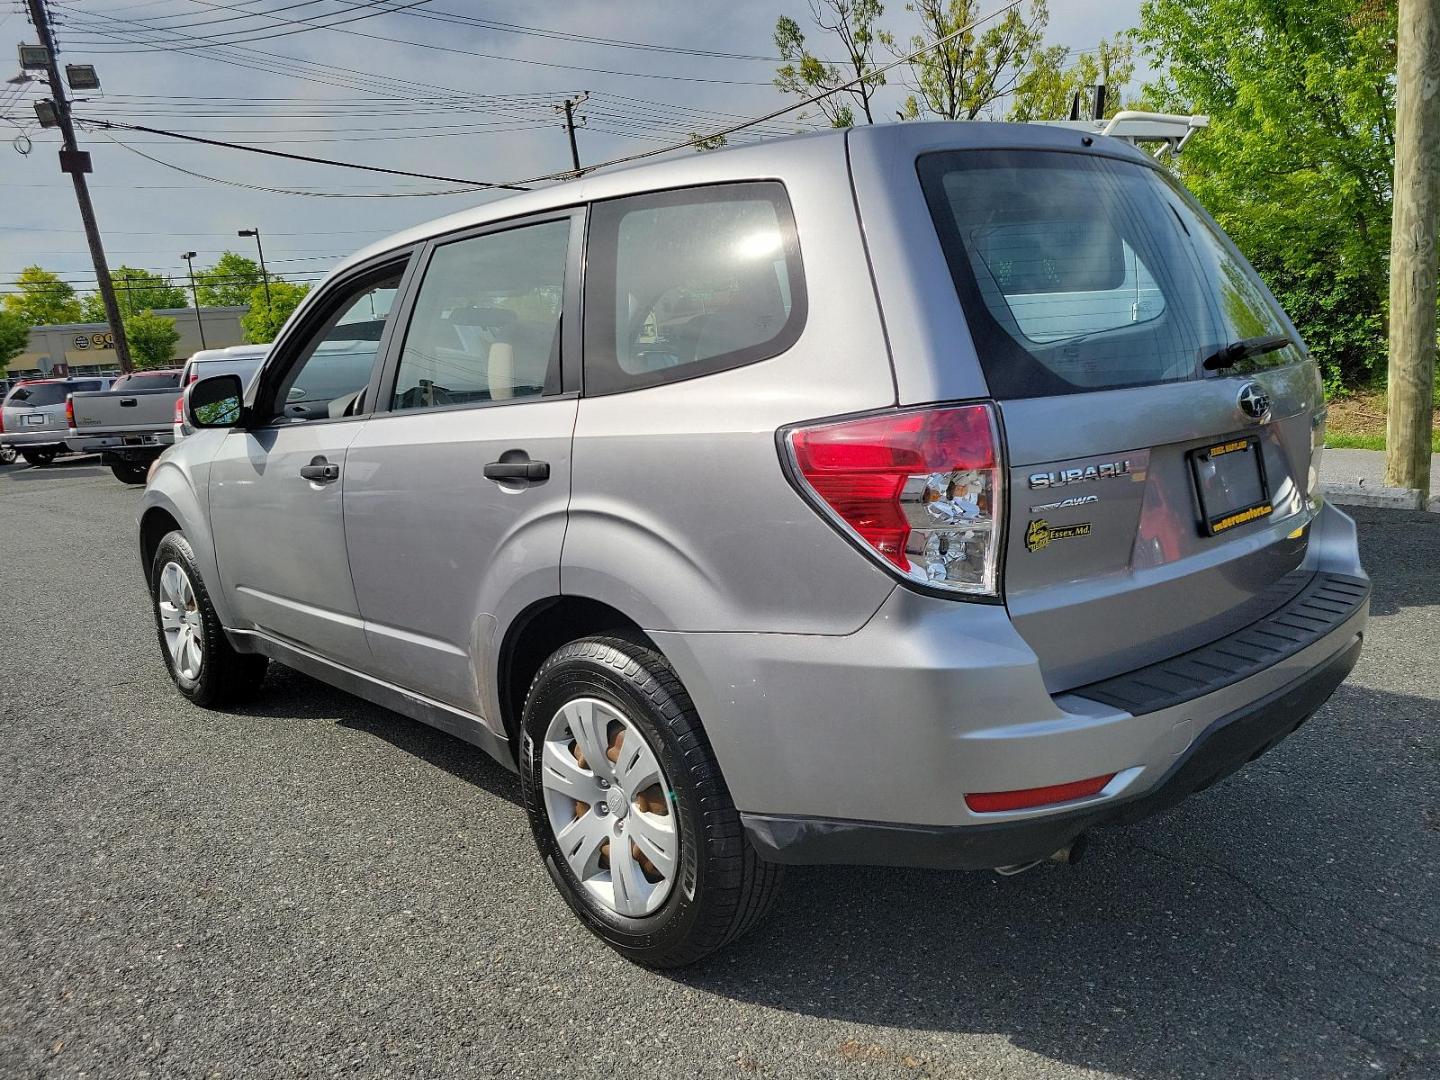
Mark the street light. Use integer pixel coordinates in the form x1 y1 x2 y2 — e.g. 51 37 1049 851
180 250 206 350
237 227 272 337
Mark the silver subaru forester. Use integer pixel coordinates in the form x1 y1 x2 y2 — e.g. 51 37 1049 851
139 122 1369 967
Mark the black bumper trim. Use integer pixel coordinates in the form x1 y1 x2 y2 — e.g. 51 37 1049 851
1073 572 1369 715
742 630 1363 870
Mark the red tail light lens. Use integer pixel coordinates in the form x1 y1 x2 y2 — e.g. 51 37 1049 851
65 396 75 429
173 396 184 424
965 773 1116 813
786 403 1003 595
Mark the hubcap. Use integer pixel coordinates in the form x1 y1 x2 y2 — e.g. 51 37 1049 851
157 561 204 681
539 698 678 917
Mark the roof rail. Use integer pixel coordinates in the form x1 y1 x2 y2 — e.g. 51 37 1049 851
1031 111 1209 158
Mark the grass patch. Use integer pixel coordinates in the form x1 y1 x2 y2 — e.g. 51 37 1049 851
1324 389 1440 453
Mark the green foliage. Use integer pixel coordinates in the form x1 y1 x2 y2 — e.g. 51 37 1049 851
81 266 187 322
0 309 29 368
2 266 82 326
195 251 264 308
887 0 1050 120
124 309 181 370
241 280 311 343
689 130 729 151
1135 0 1396 389
775 0 886 127
1009 33 1137 120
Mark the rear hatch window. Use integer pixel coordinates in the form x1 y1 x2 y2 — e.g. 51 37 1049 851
5 383 70 408
918 149 1301 399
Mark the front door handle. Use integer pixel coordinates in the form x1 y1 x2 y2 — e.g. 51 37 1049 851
483 457 549 483
300 456 340 483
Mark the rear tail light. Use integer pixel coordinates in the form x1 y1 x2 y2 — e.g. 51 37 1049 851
173 396 184 425
65 396 75 429
785 403 1004 596
965 773 1116 813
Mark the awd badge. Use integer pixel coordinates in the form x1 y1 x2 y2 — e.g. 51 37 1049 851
1025 518 1092 553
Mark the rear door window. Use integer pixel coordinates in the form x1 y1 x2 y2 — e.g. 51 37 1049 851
583 182 806 394
918 150 1301 398
6 383 68 407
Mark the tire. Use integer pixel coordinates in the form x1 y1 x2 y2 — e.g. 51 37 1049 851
21 449 56 467
111 461 149 485
149 530 268 707
0 445 16 466
520 635 783 968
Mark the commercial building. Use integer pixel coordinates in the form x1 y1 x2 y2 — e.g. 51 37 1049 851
6 306 249 377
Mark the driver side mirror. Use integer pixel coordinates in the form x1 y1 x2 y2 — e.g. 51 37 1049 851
186 374 244 430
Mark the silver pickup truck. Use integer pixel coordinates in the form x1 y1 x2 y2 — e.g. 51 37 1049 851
68 369 183 484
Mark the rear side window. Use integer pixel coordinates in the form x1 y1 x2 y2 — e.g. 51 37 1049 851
918 150 1301 398
391 218 569 410
584 182 806 394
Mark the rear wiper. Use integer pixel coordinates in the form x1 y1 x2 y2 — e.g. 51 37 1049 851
1201 334 1294 370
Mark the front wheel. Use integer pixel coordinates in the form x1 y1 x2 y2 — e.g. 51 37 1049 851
21 449 56 467
520 635 782 968
150 530 268 707
111 461 149 485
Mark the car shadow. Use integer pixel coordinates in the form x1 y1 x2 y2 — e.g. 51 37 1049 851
235 662 522 806
0 453 111 482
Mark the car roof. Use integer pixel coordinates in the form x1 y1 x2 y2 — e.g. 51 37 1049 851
332 121 1155 280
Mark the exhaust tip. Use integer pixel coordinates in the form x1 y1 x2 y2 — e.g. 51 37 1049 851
995 835 1089 877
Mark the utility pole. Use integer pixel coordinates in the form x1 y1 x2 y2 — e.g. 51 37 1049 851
1384 0 1440 494
24 0 133 373
181 251 206 350
556 92 588 173
237 228 272 337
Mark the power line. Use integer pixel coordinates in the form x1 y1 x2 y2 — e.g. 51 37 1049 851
76 115 528 189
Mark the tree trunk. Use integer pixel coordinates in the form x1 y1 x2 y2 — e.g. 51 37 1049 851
1384 0 1440 492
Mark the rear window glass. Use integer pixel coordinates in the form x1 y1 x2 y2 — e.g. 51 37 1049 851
584 182 806 394
113 372 180 390
6 383 72 407
918 150 1301 398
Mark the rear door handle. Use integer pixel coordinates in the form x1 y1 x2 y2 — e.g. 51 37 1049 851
483 457 549 483
300 456 340 483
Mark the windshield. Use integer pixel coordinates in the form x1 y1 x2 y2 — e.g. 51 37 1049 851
918 149 1302 399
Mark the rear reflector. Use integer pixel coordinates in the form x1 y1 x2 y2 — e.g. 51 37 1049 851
785 403 1003 596
965 773 1116 813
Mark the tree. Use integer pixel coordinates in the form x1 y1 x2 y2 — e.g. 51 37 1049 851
775 0 886 127
1010 33 1137 121
124 309 181 370
886 0 1050 120
2 266 82 326
81 266 187 321
0 309 29 373
1135 0 1396 390
195 251 264 308
242 280 310 343
689 130 729 151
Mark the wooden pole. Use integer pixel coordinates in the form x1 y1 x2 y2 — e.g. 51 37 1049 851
1384 0 1440 492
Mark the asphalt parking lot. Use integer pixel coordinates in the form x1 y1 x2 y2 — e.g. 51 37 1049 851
1 455 1435 1080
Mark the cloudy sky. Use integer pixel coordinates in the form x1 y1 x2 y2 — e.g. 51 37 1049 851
1 0 1145 302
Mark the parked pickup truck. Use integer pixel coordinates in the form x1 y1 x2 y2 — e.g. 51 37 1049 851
67 369 183 484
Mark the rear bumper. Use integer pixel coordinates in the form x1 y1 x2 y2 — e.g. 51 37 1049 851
651 501 1368 869
743 629 1361 868
67 430 172 453
0 430 67 448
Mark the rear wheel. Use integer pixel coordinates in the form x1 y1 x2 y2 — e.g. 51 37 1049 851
150 530 267 707
520 635 782 968
21 449 56 467
0 445 16 466
111 461 148 485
